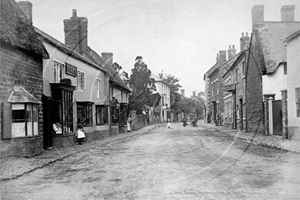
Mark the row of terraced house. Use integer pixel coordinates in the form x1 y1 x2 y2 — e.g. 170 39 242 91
0 0 133 157
204 5 300 141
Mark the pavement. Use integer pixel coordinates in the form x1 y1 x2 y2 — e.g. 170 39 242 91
0 124 160 181
1 120 299 181
197 120 300 154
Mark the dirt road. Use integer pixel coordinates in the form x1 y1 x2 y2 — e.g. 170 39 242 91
1 123 300 199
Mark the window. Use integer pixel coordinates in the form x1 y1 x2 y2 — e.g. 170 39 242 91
77 103 93 127
52 89 73 135
77 70 85 90
54 61 64 83
111 106 119 124
296 88 300 117
216 81 219 95
11 103 39 137
283 63 287 75
96 106 108 125
97 79 101 98
236 68 239 82
242 61 245 76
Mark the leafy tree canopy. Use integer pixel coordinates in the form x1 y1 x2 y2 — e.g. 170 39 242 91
129 57 156 114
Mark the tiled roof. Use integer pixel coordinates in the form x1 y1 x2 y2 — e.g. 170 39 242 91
0 0 49 59
222 51 247 78
286 29 300 42
257 22 300 74
86 49 131 92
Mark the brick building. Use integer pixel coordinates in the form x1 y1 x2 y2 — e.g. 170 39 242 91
222 33 250 130
0 0 49 157
204 51 227 123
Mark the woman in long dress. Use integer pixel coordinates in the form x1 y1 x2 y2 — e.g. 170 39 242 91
127 116 132 132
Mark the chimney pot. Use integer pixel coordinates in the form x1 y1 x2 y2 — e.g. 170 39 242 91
242 32 244 37
72 9 77 17
233 45 235 49
246 32 248 36
229 45 231 49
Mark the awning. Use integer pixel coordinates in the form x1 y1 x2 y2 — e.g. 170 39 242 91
7 86 41 104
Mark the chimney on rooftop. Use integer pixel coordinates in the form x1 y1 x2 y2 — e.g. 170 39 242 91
180 89 185 96
281 5 295 21
64 9 88 54
219 50 226 61
17 1 33 24
193 91 196 97
102 52 113 66
252 5 264 31
228 45 236 60
240 32 250 51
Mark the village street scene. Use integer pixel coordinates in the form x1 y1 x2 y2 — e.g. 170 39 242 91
0 0 300 199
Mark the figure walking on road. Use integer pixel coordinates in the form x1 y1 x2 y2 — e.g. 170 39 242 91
76 124 85 145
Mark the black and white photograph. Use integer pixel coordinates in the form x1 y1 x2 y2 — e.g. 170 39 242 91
0 0 300 199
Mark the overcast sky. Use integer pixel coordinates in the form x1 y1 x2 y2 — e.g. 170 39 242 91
29 0 300 97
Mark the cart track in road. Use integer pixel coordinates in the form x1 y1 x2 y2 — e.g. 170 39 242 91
1 123 299 200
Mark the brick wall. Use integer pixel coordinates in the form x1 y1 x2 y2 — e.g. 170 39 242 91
0 42 44 157
245 33 264 134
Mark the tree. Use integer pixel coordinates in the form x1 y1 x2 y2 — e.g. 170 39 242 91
129 56 156 114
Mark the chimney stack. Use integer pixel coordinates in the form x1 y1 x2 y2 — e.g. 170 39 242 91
240 32 250 51
281 5 295 21
64 9 88 54
193 91 196 97
180 89 185 96
252 5 264 31
228 45 236 60
102 52 113 66
218 50 226 61
17 1 33 24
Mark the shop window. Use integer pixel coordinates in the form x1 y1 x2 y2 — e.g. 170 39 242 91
77 102 93 127
11 103 39 137
51 85 74 135
54 61 64 83
96 106 108 125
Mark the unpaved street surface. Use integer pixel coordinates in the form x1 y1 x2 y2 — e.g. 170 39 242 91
1 123 300 200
